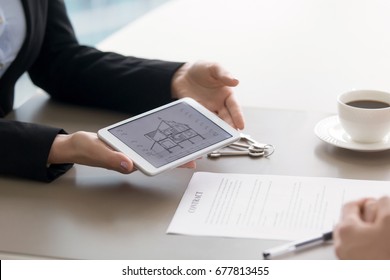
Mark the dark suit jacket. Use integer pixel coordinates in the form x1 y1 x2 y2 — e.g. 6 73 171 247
0 0 183 181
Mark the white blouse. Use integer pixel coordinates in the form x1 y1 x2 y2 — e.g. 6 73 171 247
0 0 26 78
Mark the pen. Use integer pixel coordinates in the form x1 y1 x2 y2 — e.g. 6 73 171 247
262 231 333 260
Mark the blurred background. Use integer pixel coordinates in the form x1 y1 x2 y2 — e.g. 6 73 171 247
65 0 170 46
14 0 171 108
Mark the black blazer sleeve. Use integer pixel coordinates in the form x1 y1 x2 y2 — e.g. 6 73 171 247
28 0 183 114
0 0 183 182
0 119 72 181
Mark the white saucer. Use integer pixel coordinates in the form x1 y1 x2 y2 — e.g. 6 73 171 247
314 116 390 152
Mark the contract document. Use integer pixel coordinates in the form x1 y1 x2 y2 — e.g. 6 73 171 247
167 172 390 240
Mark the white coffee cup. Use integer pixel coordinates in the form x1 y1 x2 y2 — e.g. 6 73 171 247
337 89 390 143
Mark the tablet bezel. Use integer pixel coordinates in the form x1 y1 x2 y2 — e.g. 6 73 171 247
97 98 240 176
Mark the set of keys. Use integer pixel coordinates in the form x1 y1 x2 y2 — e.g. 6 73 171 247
207 133 275 158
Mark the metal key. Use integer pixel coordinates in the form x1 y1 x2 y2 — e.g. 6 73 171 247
236 133 275 157
239 133 268 149
208 148 264 158
229 142 265 151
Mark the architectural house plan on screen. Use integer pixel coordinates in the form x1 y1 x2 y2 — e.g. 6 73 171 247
108 102 232 168
145 120 205 154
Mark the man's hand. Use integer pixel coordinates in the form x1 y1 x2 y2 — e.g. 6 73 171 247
334 196 390 259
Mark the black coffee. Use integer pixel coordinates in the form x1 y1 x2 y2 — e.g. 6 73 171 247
346 100 390 109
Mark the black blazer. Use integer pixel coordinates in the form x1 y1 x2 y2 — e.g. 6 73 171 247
0 0 183 181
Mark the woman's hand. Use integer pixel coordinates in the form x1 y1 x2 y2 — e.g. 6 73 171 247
48 132 196 173
172 61 245 130
48 131 135 173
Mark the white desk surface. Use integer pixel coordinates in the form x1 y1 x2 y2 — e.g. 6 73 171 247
1 94 389 260
98 0 390 114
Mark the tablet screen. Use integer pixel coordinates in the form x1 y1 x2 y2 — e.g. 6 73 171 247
108 102 233 167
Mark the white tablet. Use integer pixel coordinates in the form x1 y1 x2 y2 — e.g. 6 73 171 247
98 98 240 176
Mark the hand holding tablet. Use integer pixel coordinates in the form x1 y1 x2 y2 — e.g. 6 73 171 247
98 98 240 176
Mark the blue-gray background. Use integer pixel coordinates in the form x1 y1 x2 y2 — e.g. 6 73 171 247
15 0 171 107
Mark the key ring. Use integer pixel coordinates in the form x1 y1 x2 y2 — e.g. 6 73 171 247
262 144 275 158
